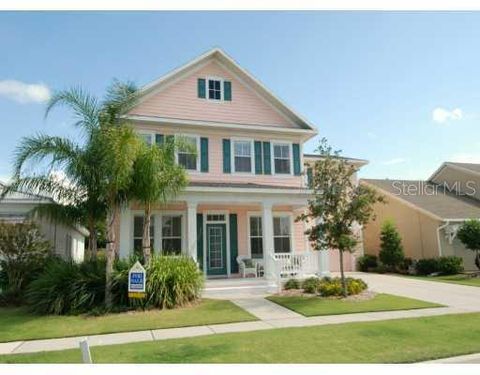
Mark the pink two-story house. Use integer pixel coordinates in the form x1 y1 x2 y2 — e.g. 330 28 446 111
117 48 365 281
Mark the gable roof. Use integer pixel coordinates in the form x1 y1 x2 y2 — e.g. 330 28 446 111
361 178 480 221
125 48 318 133
429 161 480 182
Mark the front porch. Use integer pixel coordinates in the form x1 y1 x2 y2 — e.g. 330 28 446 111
118 185 331 286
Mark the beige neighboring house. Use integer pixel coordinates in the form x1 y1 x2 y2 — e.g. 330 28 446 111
0 182 88 262
361 162 480 271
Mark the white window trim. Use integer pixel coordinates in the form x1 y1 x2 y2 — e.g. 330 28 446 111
137 131 154 146
231 138 255 175
273 212 295 254
271 141 294 176
206 76 224 102
175 133 201 172
131 210 186 255
247 212 264 260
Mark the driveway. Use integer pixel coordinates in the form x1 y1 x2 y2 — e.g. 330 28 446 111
348 272 480 311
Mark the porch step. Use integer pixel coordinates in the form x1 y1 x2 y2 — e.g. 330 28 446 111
204 278 270 291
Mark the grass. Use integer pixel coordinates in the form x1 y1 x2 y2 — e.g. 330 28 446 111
401 274 480 287
266 293 442 317
0 299 256 343
2 313 480 363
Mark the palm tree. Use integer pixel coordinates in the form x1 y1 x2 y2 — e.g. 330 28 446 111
131 139 188 263
4 87 109 257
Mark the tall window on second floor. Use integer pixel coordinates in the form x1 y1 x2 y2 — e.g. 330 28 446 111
177 136 198 171
273 143 291 174
233 140 252 173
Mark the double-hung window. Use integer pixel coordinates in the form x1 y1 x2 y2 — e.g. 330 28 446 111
208 79 222 100
249 216 263 258
133 215 155 255
273 143 291 174
138 133 153 146
273 216 291 253
177 135 198 171
161 215 182 255
233 140 252 173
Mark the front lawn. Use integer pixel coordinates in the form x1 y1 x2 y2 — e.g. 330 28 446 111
402 274 480 287
2 312 480 363
0 299 256 343
267 293 441 316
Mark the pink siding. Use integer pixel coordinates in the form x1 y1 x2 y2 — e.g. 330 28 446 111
130 61 298 129
134 125 305 188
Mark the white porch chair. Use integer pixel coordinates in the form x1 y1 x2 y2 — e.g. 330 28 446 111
236 256 261 278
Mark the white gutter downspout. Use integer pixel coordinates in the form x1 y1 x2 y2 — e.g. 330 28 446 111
436 221 450 257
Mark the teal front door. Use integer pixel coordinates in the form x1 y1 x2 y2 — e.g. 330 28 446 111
206 223 227 276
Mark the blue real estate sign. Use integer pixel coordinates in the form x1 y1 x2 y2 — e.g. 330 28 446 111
128 261 146 299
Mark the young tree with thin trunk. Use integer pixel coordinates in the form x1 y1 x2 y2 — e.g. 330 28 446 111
457 219 480 271
297 138 384 297
131 139 188 263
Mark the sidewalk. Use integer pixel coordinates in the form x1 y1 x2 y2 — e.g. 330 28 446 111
0 304 467 356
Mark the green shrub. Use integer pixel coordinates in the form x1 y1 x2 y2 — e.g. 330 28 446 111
284 278 301 290
437 256 464 275
373 264 387 274
415 258 440 275
317 277 367 297
398 257 414 274
378 220 404 270
145 255 203 309
302 277 320 294
25 258 106 315
0 222 51 302
357 254 378 272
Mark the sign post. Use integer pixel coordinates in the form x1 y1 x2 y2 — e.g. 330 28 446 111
128 261 146 299
79 338 92 363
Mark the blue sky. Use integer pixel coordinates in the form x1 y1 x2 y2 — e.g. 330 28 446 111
0 11 479 181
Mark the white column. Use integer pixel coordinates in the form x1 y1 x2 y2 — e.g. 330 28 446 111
262 201 275 283
186 202 198 262
119 207 131 259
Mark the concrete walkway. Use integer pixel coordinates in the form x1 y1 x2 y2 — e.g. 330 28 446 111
1 273 479 356
422 352 480 364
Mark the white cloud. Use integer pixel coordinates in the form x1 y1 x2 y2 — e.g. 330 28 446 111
0 80 51 103
382 158 407 166
450 152 480 164
432 107 463 124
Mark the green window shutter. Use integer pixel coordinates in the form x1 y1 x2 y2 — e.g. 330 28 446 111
223 139 231 173
200 137 209 172
254 141 263 174
224 81 232 101
306 167 313 188
197 78 206 98
229 214 238 273
155 134 164 146
262 142 271 175
293 143 301 176
196 214 203 270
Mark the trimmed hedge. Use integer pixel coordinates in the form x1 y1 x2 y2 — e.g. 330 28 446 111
357 255 378 272
415 256 463 276
300 276 368 297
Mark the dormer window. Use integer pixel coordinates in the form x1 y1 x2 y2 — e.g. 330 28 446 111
208 79 222 100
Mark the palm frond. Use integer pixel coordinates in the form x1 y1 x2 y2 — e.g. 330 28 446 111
101 79 140 125
45 87 100 135
13 134 81 176
29 202 84 227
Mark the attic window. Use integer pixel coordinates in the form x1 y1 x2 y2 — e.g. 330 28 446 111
208 79 222 100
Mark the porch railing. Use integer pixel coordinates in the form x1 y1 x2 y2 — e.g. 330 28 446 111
267 252 319 290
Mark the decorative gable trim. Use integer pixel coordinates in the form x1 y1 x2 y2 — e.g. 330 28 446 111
128 48 318 132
